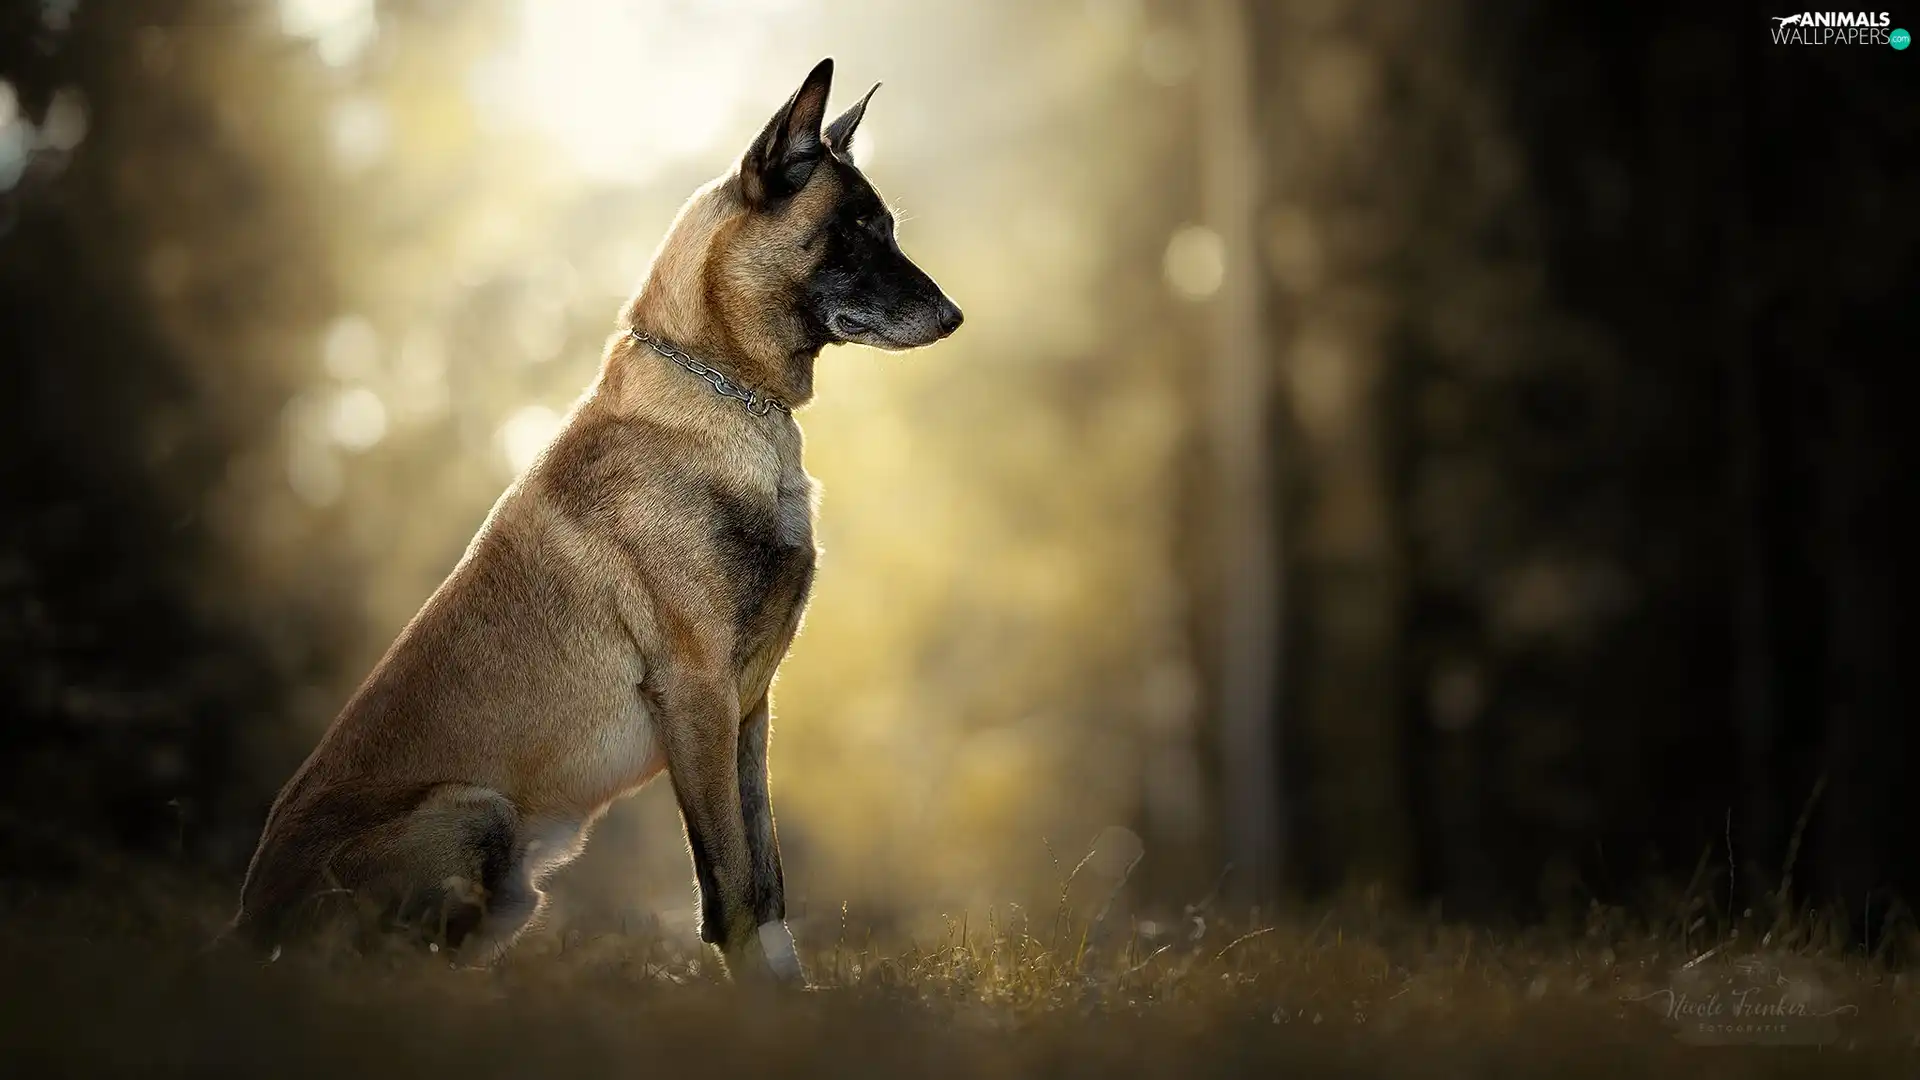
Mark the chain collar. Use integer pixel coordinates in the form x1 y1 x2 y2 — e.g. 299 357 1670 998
626 328 791 417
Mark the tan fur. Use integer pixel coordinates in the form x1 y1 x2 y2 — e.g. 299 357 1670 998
235 60 956 983
235 169 827 980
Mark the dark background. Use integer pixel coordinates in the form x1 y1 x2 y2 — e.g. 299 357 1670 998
1 0 1913 941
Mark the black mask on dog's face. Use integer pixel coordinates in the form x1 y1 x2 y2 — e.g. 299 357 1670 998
800 155 963 351
738 61 963 353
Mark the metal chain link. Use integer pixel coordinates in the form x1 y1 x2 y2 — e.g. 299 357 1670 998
626 328 791 417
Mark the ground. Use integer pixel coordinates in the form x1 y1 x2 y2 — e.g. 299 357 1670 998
1 860 1914 1078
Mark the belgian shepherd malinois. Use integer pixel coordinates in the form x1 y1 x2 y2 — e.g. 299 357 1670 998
232 59 961 983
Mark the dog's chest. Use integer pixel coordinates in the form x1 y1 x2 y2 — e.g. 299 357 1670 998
710 469 817 674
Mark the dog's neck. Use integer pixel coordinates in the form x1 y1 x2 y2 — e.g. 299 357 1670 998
618 271 822 412
596 330 805 465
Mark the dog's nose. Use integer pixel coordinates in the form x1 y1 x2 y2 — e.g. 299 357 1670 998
935 298 964 337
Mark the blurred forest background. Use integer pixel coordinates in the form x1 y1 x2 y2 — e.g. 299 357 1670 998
0 0 1912 944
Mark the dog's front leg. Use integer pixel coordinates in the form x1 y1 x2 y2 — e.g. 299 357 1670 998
653 671 773 982
738 695 801 984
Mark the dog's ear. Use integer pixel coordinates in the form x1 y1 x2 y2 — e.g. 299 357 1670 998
741 58 834 206
824 82 879 156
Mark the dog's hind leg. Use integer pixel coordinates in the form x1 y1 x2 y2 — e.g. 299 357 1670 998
451 817 589 967
386 784 550 963
448 857 544 967
738 695 802 984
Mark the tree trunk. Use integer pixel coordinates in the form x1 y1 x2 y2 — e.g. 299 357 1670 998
1197 0 1284 903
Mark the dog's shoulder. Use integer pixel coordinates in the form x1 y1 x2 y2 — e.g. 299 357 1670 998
534 407 680 516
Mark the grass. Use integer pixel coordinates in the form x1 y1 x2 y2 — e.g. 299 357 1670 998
1 855 1916 1079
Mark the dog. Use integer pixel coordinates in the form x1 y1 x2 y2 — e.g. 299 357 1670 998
231 58 961 983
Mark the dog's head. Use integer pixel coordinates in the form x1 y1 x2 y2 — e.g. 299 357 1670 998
691 59 961 362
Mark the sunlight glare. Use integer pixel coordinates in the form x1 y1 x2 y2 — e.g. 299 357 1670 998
278 0 378 68
493 0 804 184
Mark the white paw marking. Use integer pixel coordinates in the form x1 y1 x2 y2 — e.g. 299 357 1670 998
758 920 802 981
